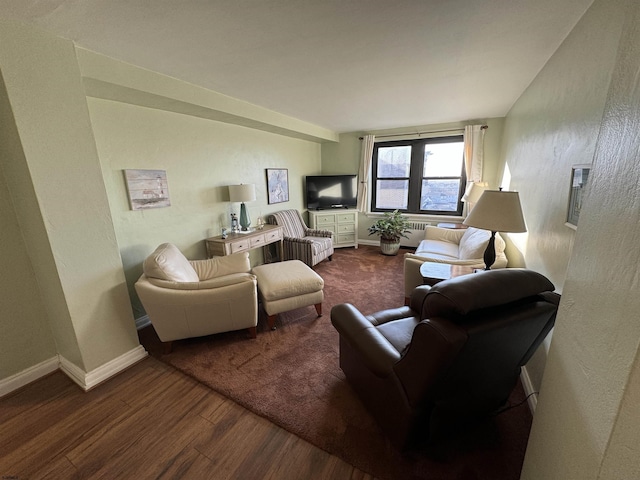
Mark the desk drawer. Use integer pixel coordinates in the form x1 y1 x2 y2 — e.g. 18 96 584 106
337 212 356 223
314 213 336 225
264 229 282 242
230 239 250 253
337 223 355 233
250 234 266 248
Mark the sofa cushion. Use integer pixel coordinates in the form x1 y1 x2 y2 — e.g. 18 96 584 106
415 239 460 260
458 228 492 260
143 243 199 282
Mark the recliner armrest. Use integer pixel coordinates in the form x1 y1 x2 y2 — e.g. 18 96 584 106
331 303 402 377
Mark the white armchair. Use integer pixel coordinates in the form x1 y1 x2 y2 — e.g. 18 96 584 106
135 243 258 352
404 226 507 300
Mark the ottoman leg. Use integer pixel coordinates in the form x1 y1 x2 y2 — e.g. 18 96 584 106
267 314 278 330
314 303 322 317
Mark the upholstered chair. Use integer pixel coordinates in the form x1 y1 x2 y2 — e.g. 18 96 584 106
331 269 559 450
135 243 258 352
268 209 334 267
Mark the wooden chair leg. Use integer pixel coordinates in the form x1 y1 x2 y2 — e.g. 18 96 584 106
247 326 257 338
314 303 322 317
268 314 277 330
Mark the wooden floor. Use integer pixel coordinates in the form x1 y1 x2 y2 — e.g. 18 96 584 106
0 357 374 479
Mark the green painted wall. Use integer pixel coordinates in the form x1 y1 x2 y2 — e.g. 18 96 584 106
88 97 322 319
0 73 56 377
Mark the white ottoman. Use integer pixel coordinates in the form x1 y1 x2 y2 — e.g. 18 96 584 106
252 260 324 330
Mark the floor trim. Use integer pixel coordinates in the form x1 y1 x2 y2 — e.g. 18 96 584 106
60 346 148 391
0 356 60 398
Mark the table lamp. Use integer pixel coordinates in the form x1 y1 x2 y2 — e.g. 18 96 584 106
462 189 526 270
229 184 256 231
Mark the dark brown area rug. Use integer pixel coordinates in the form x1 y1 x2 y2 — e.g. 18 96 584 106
139 245 532 480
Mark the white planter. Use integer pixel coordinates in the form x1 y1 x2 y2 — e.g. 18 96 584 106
380 238 400 256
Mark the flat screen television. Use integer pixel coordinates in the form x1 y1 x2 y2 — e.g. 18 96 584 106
305 175 358 210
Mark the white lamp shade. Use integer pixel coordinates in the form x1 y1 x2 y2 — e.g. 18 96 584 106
229 184 256 203
462 182 487 204
463 190 527 233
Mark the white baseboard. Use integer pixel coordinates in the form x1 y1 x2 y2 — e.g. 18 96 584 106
60 345 148 391
135 314 151 330
520 366 538 413
0 357 59 398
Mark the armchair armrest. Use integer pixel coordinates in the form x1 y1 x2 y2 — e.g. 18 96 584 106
331 303 401 377
305 228 333 238
284 236 314 244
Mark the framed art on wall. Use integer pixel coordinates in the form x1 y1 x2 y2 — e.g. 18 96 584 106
266 168 289 204
124 169 171 210
565 164 590 229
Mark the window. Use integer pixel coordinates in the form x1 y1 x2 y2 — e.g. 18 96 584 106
371 136 465 215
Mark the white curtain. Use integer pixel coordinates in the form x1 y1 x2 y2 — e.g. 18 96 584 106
357 134 375 213
462 125 485 201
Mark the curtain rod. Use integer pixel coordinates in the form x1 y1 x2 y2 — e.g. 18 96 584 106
359 124 488 140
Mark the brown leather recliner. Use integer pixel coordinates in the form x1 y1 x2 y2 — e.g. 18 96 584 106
330 268 559 450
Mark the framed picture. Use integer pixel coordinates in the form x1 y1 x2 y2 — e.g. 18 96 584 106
565 164 590 229
124 169 171 210
266 168 289 204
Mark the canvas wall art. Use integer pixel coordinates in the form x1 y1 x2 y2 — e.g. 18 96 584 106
124 169 171 210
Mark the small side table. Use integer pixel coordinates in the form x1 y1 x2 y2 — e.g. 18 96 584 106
419 261 475 286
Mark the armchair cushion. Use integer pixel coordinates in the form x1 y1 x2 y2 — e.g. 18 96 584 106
143 243 199 282
190 252 251 280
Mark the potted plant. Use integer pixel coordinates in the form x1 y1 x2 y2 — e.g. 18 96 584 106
367 210 412 255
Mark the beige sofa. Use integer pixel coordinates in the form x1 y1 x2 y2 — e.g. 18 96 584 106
135 243 258 351
404 226 507 299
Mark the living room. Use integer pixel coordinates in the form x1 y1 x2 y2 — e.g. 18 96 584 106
1 0 640 478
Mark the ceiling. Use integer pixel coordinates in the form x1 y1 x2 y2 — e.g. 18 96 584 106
0 0 594 133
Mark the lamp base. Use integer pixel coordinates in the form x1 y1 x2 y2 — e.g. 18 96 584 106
239 202 251 231
483 231 497 270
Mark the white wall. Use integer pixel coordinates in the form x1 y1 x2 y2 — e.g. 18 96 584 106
520 0 640 478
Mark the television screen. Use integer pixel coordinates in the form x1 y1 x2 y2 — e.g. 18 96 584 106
305 175 358 210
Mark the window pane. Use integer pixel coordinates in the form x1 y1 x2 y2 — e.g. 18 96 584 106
378 146 411 177
421 179 461 211
423 142 464 177
376 179 408 209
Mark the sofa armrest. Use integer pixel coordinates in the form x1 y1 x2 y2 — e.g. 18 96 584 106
331 303 402 377
424 225 467 243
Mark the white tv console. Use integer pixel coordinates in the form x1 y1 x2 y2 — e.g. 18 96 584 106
308 209 358 249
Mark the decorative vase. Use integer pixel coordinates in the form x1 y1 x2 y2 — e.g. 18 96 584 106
380 238 400 256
